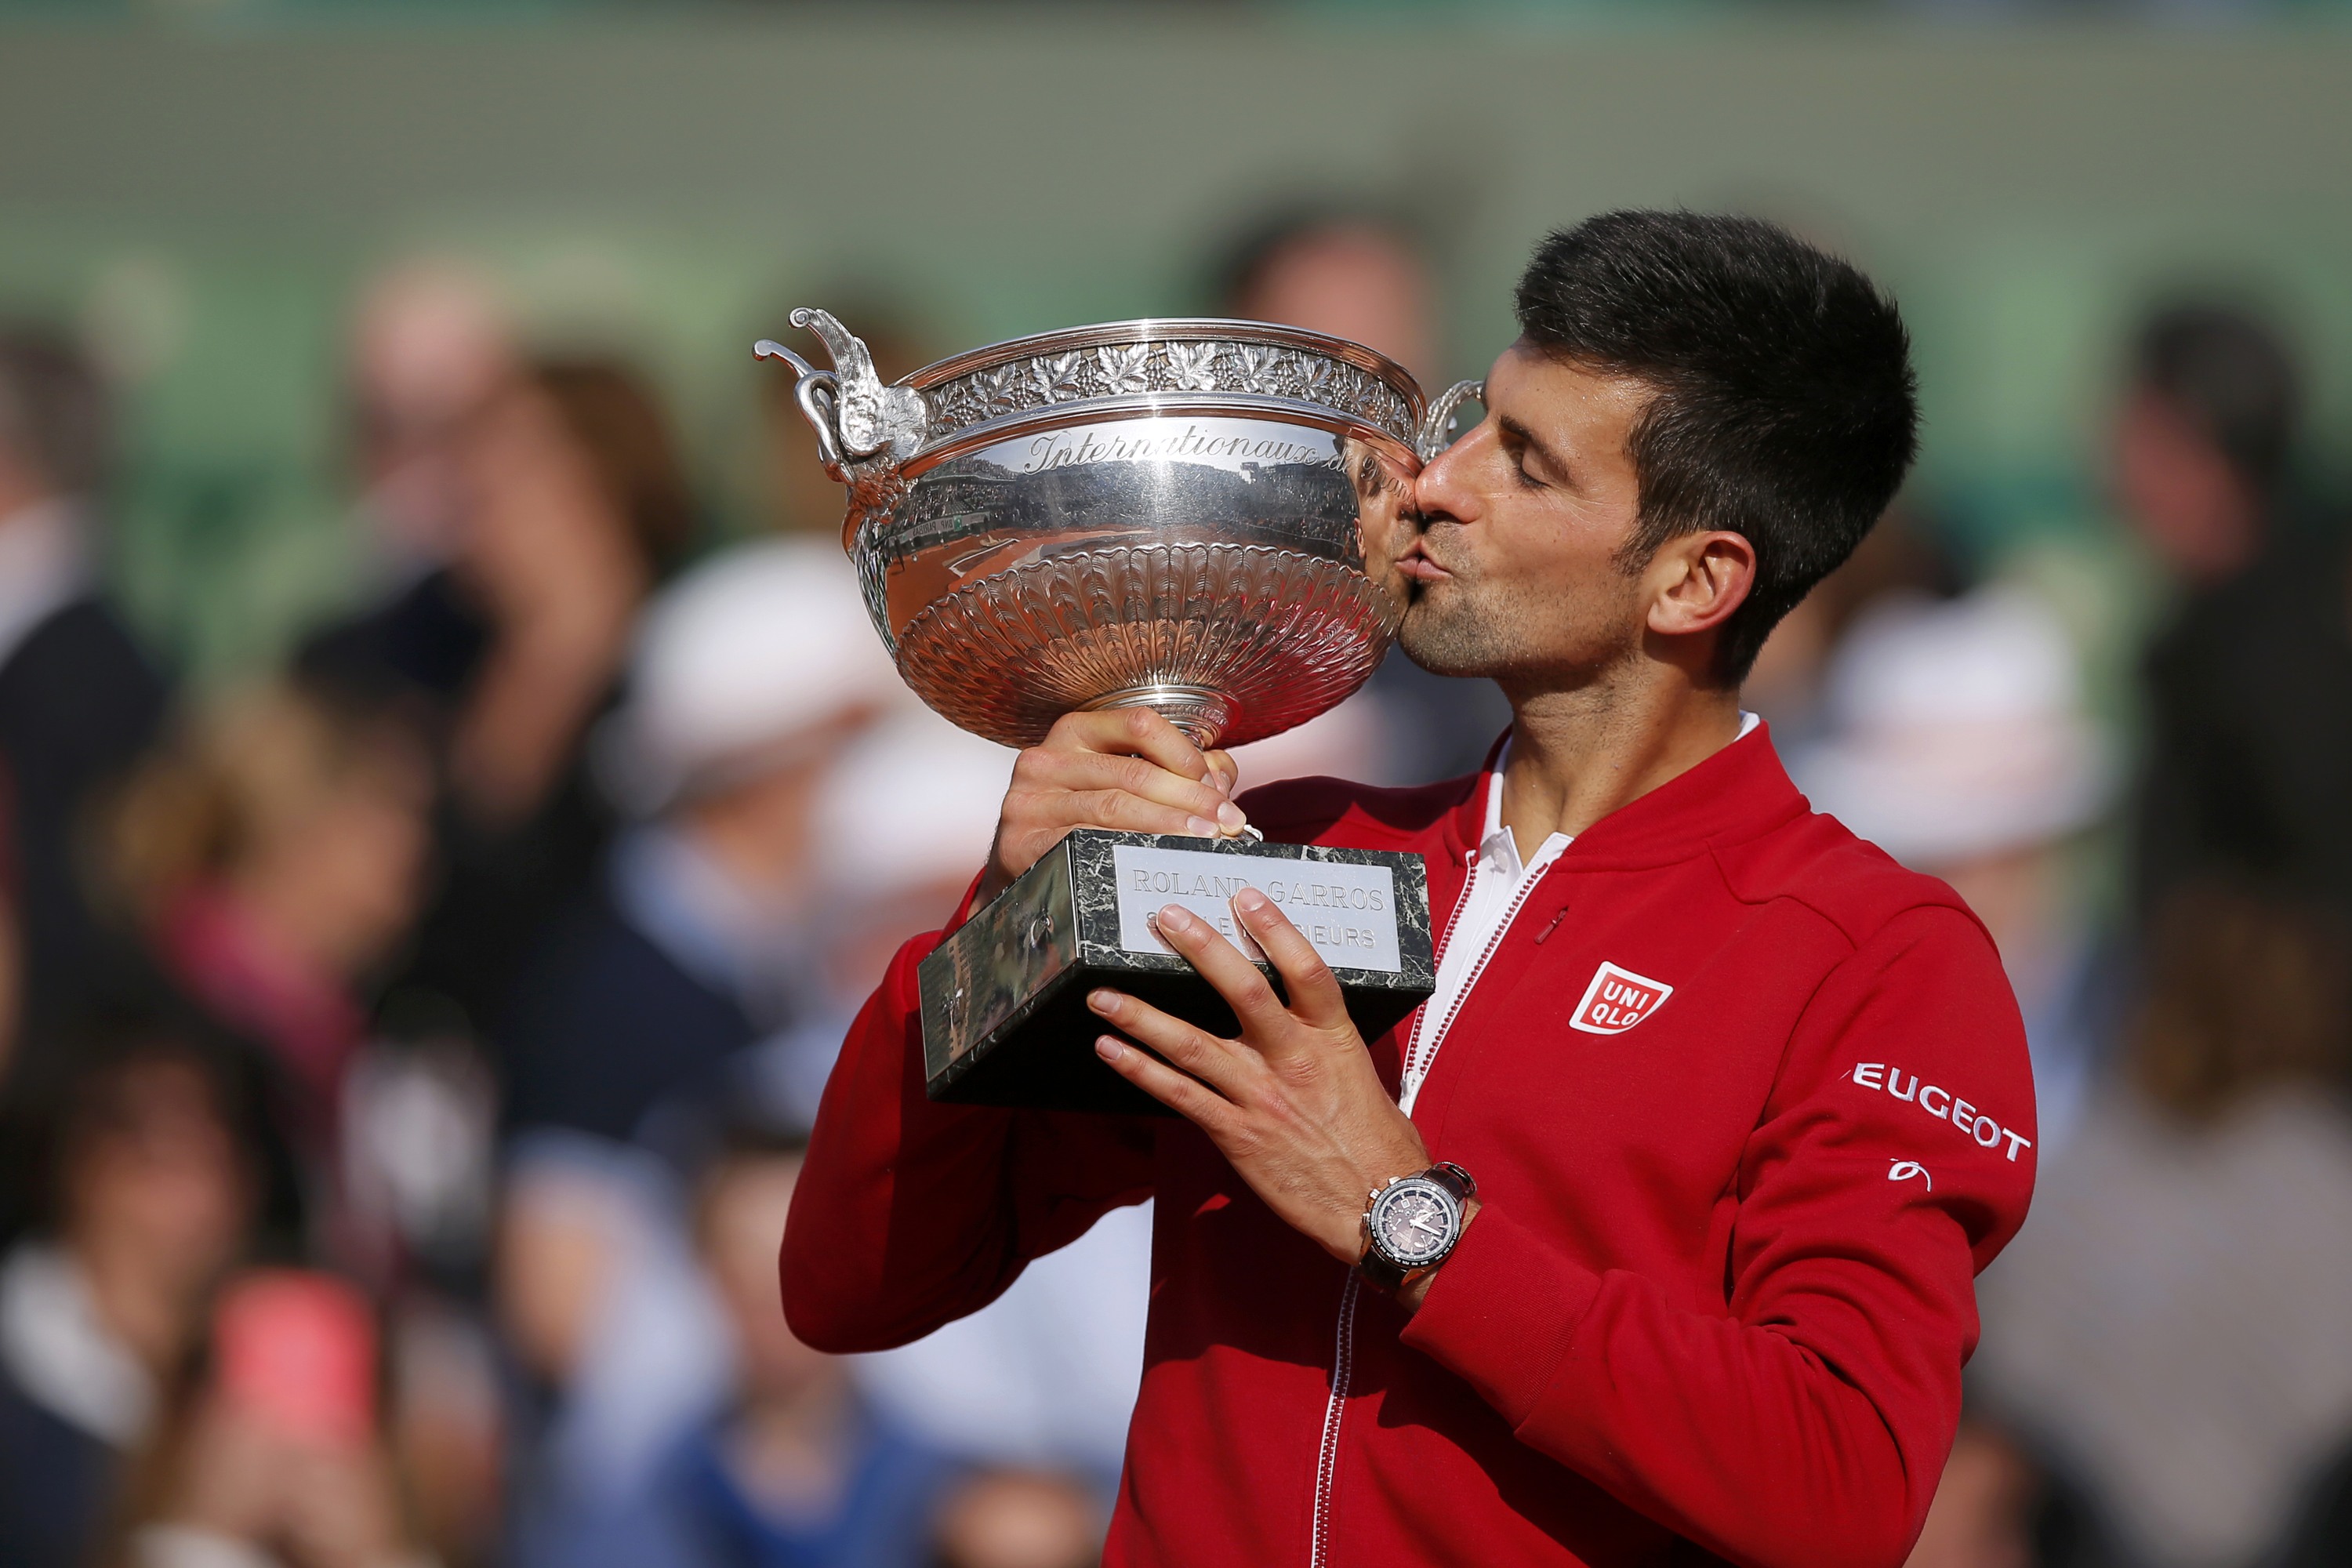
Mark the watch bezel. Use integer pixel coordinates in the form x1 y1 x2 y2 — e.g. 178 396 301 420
1366 1174 1465 1269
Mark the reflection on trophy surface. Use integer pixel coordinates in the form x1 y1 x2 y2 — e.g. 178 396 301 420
759 310 1477 1109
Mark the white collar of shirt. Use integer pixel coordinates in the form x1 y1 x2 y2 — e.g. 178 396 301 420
0 499 90 672
0 1242 154 1446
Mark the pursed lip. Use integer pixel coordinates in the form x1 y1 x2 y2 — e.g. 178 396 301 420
1395 538 1454 583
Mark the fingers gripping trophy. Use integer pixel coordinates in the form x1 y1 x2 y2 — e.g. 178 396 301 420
760 310 1483 1111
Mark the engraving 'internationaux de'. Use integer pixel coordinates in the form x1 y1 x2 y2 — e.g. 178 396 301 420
1014 419 1342 475
1112 844 1403 974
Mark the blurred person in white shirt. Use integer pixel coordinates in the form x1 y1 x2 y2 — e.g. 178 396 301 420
1969 884 2352 1568
499 539 902 1555
775 715 1151 1491
0 1031 255 1568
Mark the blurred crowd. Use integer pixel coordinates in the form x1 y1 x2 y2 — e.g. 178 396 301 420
0 207 2345 1568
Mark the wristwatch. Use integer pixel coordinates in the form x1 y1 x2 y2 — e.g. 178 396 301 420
1356 1161 1476 1294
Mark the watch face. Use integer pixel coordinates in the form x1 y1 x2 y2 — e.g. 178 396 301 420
1370 1178 1458 1266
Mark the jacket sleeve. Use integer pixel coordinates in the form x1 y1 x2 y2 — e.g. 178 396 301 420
780 915 1160 1354
1399 904 2036 1568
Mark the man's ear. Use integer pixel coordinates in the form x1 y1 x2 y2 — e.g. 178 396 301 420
1642 529 1755 642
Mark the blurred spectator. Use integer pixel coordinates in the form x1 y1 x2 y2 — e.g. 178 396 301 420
103 682 434 1241
797 712 1014 1049
495 540 899 1541
1211 204 1437 385
515 1128 958 1568
1902 1418 2042 1568
789 714 1145 1486
1970 882 2352 1568
2117 303 2352 924
2113 303 2299 591
1742 504 1967 751
342 261 517 583
1212 205 1505 786
382 1294 505 1568
339 1029 499 1290
0 325 172 1046
499 538 898 1148
928 1469 1102 1568
1792 583 2120 1149
1902 1415 2116 1568
302 354 695 1034
496 1131 730 1497
844 1189 1148 1500
106 1269 435 1568
0 1030 255 1568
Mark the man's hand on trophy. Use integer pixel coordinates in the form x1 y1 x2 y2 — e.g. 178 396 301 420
978 709 1248 903
1084 888 1430 1269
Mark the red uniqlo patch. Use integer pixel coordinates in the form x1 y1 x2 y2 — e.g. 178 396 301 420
1570 962 1674 1035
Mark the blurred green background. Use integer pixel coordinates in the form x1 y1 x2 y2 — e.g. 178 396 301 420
2 5 2349 684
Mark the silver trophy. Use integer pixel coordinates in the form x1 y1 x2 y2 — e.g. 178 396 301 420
761 310 1479 1111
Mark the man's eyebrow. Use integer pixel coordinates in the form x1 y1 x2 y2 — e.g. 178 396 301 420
1496 414 1575 485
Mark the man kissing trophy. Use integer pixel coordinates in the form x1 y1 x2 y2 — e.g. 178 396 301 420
764 214 2035 1567
760 310 1477 1110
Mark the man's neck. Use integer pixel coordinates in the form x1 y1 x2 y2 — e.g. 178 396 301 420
1495 666 1744 861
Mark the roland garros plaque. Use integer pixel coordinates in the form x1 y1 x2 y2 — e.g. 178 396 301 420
760 310 1475 1111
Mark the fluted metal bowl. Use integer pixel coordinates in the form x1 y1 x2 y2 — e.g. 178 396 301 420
758 311 1479 751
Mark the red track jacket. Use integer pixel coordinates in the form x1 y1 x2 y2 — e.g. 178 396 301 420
782 726 2036 1567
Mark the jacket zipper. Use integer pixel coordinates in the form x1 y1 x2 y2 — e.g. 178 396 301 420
1394 848 1475 1116
1309 1273 1361 1568
1401 856 1549 1115
1310 847 1550 1566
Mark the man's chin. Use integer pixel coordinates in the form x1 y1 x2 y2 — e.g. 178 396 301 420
1396 601 1499 681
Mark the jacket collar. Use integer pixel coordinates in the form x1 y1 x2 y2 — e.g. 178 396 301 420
1428 731 1508 873
1447 719 1807 874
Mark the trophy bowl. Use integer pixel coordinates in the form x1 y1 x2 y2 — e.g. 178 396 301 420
760 310 1479 1110
759 310 1480 751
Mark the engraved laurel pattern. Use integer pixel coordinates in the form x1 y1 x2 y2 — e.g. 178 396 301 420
921 341 1416 450
888 543 1401 750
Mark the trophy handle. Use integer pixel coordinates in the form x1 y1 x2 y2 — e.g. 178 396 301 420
754 307 928 479
753 337 851 474
1417 379 1486 464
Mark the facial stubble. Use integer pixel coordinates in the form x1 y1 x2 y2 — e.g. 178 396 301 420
1396 547 1646 688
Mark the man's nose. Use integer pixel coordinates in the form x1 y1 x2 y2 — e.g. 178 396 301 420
1414 425 1483 525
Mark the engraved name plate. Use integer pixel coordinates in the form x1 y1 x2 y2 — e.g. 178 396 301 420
919 829 1432 1112
1112 843 1402 973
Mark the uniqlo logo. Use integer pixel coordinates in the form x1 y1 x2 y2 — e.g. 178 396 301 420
1570 962 1674 1035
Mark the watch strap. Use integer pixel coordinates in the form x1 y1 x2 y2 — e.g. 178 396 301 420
1357 1237 1412 1294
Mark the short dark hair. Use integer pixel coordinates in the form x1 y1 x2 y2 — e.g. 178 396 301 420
1514 211 1918 681
2130 302 2300 494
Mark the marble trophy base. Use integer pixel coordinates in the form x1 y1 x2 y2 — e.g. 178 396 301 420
919 829 1436 1113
